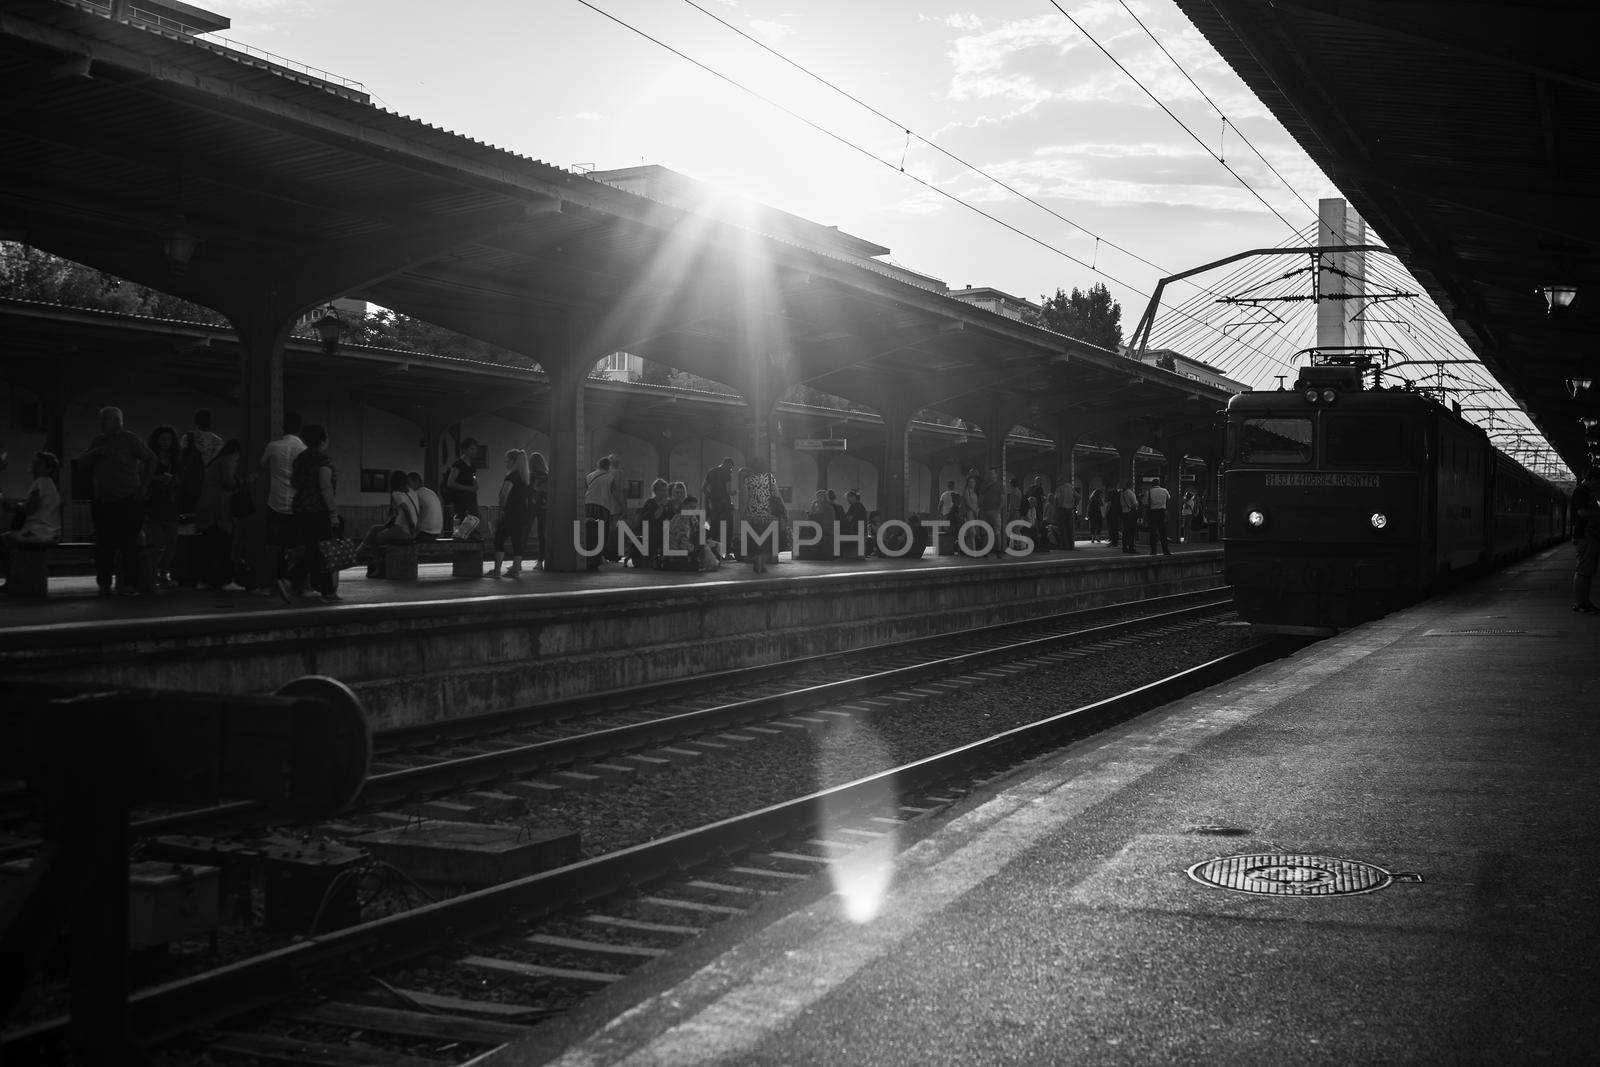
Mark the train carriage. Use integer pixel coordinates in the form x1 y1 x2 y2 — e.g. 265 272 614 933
1221 348 1564 634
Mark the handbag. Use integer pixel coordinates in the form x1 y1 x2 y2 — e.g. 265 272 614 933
452 513 481 540
317 537 361 572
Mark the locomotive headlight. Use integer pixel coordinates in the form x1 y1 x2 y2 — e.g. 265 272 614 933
1247 509 1267 528
1369 512 1388 530
1304 388 1320 404
1321 388 1337 403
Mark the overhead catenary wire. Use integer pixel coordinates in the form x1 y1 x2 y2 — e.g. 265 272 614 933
673 0 1313 365
1112 0 1321 221
1045 0 1309 237
572 0 1288 367
673 0 1174 285
572 0 1546 463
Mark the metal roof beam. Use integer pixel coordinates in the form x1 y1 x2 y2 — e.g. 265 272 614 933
1265 0 1600 92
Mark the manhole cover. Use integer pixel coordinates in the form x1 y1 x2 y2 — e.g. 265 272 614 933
1187 854 1392 896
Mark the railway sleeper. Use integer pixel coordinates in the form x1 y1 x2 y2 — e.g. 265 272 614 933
350 987 558 1020
577 913 704 939
638 894 750 918
675 878 779 899
496 779 566 802
209 1030 448 1067
522 932 667 963
458 953 625 987
285 1000 535 1046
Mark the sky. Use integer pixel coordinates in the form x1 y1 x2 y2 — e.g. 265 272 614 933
209 0 1562 475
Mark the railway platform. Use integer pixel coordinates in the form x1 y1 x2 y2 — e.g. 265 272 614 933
0 540 1222 732
492 546 1600 1065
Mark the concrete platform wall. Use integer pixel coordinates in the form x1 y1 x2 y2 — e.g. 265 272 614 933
1 554 1221 731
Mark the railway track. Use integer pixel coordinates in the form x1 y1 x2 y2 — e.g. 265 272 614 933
4 599 1298 1064
1 588 1232 858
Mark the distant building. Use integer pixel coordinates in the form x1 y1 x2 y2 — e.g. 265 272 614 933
588 165 949 293
1124 346 1249 394
594 351 645 382
295 296 367 336
947 286 1041 323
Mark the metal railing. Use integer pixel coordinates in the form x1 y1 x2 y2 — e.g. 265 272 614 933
66 0 369 96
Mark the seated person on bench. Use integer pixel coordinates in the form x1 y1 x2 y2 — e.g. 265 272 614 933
359 470 420 573
0 451 63 591
407 470 444 540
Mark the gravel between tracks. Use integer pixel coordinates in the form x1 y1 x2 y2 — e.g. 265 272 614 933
537 620 1259 858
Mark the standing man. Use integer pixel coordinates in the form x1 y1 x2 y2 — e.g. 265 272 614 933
702 457 736 558
1146 476 1172 556
78 406 155 596
444 437 481 530
606 456 629 562
1573 468 1600 614
582 455 615 571
259 410 305 595
1119 481 1140 554
407 472 444 540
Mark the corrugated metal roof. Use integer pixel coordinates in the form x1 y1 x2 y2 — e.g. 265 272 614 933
1176 0 1600 475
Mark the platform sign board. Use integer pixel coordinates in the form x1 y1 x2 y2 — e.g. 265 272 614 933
795 438 848 451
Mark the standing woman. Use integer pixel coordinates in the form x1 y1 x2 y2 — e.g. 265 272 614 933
145 425 182 589
527 451 550 570
280 424 339 603
490 448 530 578
195 439 243 589
740 457 780 573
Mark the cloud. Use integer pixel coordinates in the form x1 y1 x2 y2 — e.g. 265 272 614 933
748 18 795 43
567 111 604 121
939 6 1274 123
888 137 1310 220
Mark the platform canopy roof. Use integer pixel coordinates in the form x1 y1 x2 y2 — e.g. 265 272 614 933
1174 0 1600 476
0 0 1228 454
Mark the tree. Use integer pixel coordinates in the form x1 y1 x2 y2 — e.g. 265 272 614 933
348 308 538 369
0 242 225 323
1025 282 1123 351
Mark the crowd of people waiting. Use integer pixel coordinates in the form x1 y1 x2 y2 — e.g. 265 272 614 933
0 407 1213 599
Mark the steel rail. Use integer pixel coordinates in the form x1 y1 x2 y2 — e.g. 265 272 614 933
354 596 1236 806
2 637 1286 1058
0 589 1231 862
372 585 1230 753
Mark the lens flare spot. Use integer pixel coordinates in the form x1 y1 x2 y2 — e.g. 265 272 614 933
815 719 899 924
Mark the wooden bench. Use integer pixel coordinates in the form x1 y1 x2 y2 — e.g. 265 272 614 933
413 538 484 577
376 543 419 581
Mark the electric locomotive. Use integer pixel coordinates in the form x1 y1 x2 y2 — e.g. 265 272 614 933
1220 347 1564 634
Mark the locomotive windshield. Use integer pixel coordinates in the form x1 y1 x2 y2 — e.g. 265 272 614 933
1231 412 1412 468
1324 415 1406 466
1236 417 1312 465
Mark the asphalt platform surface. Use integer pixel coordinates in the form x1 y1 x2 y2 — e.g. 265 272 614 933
490 546 1600 1066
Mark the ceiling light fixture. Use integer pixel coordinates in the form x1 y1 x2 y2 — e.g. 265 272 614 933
1542 285 1577 312
312 304 343 354
161 218 198 273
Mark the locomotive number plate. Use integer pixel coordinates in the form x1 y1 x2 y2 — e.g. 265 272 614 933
1263 473 1381 488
